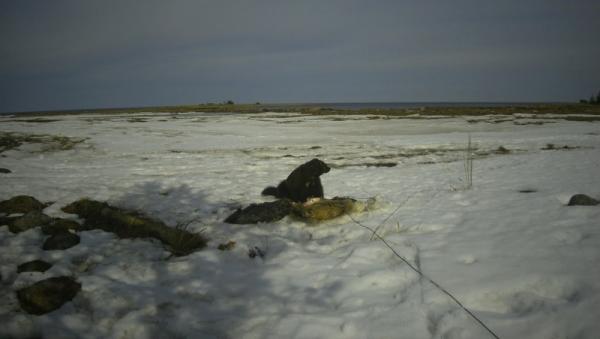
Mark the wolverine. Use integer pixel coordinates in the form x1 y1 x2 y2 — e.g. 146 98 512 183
262 158 330 203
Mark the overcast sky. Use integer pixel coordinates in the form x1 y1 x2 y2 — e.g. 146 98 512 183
1 0 599 113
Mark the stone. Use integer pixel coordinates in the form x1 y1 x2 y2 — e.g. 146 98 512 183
261 158 330 203
8 210 52 233
567 194 599 206
17 260 53 273
0 195 45 214
0 168 11 173
43 232 80 250
16 276 81 315
41 218 83 235
225 200 293 224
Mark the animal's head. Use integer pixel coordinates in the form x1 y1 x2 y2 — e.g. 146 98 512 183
307 158 330 175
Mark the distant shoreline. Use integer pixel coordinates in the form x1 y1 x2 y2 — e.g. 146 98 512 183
4 102 600 117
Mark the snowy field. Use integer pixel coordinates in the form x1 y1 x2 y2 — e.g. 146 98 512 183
1 112 599 339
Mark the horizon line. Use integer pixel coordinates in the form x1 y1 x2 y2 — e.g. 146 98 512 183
0 100 576 115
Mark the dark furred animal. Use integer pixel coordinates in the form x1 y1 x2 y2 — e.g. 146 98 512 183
262 158 330 203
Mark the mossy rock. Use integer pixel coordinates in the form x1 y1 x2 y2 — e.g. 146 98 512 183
17 260 53 273
16 276 81 315
8 211 52 233
0 195 45 214
61 198 109 218
62 198 207 256
41 218 83 235
43 232 80 250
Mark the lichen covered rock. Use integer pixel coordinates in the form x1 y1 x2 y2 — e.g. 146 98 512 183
16 276 81 315
8 211 52 233
0 195 45 214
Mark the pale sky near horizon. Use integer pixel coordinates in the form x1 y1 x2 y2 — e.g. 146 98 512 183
1 0 599 113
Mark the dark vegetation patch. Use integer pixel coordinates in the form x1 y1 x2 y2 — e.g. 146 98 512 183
126 117 148 123
0 133 22 153
218 241 236 251
563 116 600 122
495 146 511 154
0 118 61 123
17 118 61 123
9 103 600 118
513 120 548 126
0 132 87 153
62 198 207 256
331 162 398 169
541 143 580 151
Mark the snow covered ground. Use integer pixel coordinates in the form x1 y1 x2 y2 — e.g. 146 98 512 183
1 112 599 339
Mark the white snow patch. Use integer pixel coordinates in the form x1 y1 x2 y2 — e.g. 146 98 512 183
1 112 600 338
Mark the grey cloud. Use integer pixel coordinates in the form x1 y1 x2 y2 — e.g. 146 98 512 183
1 0 599 112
